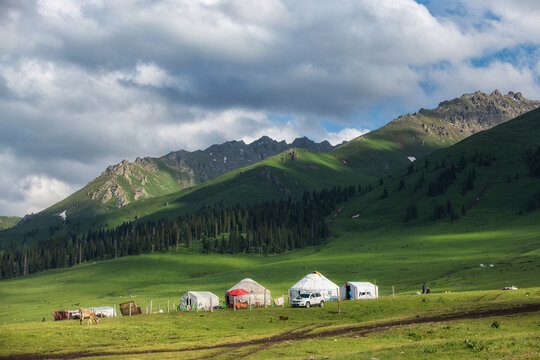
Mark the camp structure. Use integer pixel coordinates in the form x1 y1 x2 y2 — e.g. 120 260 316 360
340 282 378 300
180 291 220 311
119 301 142 316
89 306 117 317
225 278 271 307
53 309 80 321
289 271 339 301
53 310 69 321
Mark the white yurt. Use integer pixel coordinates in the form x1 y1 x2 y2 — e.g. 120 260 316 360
226 278 271 307
289 271 340 301
340 282 378 300
180 291 220 311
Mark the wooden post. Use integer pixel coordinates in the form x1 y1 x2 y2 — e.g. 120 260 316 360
150 300 153 314
173 302 175 312
158 302 161 312
167 300 169 314
282 294 284 308
249 296 251 310
338 295 341 314
100 306 103 318
374 279 378 299
210 297 213 313
129 303 132 316
233 296 236 311
392 285 395 299
146 302 148 314
264 290 267 308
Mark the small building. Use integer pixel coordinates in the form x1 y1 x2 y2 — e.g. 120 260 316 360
340 282 378 300
226 278 271 307
180 291 220 311
289 271 339 301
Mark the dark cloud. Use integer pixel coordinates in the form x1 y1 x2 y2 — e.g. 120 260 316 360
0 0 539 215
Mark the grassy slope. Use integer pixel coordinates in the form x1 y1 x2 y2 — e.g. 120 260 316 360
1 110 539 323
0 111 539 358
0 289 538 359
0 149 373 245
0 101 464 245
331 110 461 173
0 216 20 231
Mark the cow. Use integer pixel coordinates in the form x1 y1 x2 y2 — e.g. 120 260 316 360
79 308 99 325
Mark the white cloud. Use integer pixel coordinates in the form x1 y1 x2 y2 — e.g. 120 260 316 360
0 0 540 215
325 128 370 146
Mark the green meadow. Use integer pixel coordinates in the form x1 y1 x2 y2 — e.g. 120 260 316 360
0 288 538 359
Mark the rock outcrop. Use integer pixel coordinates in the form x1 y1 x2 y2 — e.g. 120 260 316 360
430 90 540 136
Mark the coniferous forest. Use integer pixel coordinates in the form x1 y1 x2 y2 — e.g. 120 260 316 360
0 185 357 279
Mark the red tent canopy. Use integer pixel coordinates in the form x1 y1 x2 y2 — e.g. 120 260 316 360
228 288 249 296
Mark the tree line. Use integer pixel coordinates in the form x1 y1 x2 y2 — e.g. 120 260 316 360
0 185 358 279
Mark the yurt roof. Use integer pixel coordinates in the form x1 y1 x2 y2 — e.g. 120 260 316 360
345 282 376 287
227 278 269 293
290 272 339 291
182 291 218 299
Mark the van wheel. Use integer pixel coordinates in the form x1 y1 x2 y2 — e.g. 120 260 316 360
320 301 324 307
305 302 310 308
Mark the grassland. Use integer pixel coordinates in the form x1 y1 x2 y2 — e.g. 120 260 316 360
0 217 20 231
0 288 538 359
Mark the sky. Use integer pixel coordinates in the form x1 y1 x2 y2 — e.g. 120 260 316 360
1 0 540 216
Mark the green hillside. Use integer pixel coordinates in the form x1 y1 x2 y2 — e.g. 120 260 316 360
0 216 20 231
3 91 537 247
1 108 539 326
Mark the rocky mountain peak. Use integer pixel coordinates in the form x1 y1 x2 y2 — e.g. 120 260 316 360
428 90 540 134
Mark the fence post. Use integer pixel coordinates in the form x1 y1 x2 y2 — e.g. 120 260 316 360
338 291 341 314
210 297 213 313
129 303 132 316
173 302 175 312
264 291 267 308
150 300 153 314
233 296 236 311
158 302 161 312
392 285 395 299
146 302 148 314
282 294 284 307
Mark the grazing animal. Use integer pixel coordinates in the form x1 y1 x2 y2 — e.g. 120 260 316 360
79 308 99 325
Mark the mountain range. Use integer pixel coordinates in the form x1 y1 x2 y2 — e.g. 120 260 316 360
2 90 539 246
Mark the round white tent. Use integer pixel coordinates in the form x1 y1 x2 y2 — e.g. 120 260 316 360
289 271 340 301
340 282 378 300
226 278 271 307
180 291 219 311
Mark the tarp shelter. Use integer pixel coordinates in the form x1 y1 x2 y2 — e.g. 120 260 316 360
340 282 378 300
226 278 271 307
289 271 340 301
180 291 220 311
89 306 116 317
53 310 69 321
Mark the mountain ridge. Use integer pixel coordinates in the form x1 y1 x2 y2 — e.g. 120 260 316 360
333 90 540 172
4 90 539 246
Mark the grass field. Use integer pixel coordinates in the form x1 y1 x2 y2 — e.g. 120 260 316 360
0 289 538 359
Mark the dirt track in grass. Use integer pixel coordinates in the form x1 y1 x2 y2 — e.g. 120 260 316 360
2 303 539 360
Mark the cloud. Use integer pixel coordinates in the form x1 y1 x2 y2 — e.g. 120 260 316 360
0 0 539 215
325 128 371 146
